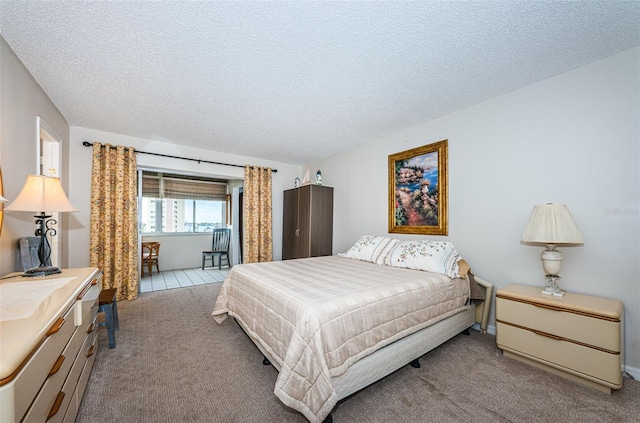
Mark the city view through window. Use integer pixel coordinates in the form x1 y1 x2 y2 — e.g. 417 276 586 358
140 197 225 234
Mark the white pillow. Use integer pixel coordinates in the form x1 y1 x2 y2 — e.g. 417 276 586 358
383 240 462 278
342 235 400 265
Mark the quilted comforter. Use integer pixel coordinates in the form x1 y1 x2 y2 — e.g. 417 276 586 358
211 255 470 422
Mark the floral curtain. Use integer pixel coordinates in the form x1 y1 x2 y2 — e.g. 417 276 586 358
90 143 138 300
243 165 273 263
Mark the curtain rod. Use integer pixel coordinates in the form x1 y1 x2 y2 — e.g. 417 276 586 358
82 141 277 173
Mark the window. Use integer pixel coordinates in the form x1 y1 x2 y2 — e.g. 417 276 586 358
140 171 228 234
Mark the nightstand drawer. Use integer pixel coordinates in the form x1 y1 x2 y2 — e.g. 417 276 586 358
497 322 622 387
496 297 620 352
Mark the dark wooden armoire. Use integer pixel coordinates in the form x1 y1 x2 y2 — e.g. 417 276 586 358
282 184 333 260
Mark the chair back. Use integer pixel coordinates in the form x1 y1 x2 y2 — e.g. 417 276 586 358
142 241 160 259
19 237 51 271
211 228 231 253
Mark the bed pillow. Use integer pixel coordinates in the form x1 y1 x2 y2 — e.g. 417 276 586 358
383 240 463 278
341 235 400 265
457 258 471 279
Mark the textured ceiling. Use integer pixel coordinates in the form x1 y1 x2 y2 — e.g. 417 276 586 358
1 1 638 165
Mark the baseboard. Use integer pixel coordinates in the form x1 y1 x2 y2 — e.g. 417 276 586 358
623 365 639 380
471 322 496 336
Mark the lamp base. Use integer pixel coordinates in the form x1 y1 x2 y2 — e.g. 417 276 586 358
541 287 565 297
22 266 62 277
541 275 564 297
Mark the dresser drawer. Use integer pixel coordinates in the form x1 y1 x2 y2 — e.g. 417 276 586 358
497 322 622 387
47 323 98 423
496 297 620 352
10 302 78 421
62 389 80 423
22 303 99 423
79 277 101 327
22 319 85 423
67 329 99 422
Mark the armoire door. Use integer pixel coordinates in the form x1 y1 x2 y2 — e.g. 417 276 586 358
296 185 311 257
308 185 333 257
282 187 299 260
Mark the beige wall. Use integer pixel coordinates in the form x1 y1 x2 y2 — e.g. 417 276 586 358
308 47 640 376
0 36 70 275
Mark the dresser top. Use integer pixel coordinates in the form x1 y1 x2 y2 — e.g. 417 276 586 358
0 267 99 381
497 284 623 320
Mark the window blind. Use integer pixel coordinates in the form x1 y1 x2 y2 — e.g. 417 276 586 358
141 171 228 201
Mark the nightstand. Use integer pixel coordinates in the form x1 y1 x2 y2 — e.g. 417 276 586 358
496 284 623 393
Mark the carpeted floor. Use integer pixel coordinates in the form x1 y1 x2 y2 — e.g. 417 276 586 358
76 283 640 423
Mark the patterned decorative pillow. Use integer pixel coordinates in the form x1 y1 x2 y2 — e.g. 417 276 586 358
383 240 462 278
342 235 400 265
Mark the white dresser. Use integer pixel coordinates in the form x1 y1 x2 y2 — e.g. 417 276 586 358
0 268 102 422
496 284 623 393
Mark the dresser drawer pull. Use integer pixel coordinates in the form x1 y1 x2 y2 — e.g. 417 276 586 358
86 345 95 358
77 282 93 300
530 302 563 312
48 355 66 377
47 391 65 420
87 323 96 333
46 317 65 336
530 328 563 341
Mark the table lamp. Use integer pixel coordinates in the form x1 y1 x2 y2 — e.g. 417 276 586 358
5 175 77 277
521 203 584 297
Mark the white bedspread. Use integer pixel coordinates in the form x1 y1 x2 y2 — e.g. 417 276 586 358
212 255 470 423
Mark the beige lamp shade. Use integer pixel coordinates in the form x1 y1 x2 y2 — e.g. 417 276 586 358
5 175 77 213
521 203 584 245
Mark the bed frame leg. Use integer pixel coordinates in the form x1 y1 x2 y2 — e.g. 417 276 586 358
410 358 421 368
322 413 333 423
262 357 271 366
461 328 471 336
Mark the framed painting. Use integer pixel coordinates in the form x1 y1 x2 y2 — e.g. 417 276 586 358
388 139 448 235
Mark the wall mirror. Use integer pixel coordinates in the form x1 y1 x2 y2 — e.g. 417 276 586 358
37 117 62 266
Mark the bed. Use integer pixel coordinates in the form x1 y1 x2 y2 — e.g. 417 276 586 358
212 239 493 423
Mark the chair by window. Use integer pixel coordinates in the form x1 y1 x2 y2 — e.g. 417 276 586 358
141 241 160 277
18 237 51 271
202 228 231 270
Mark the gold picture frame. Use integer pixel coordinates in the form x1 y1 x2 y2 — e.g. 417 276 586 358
388 139 448 235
